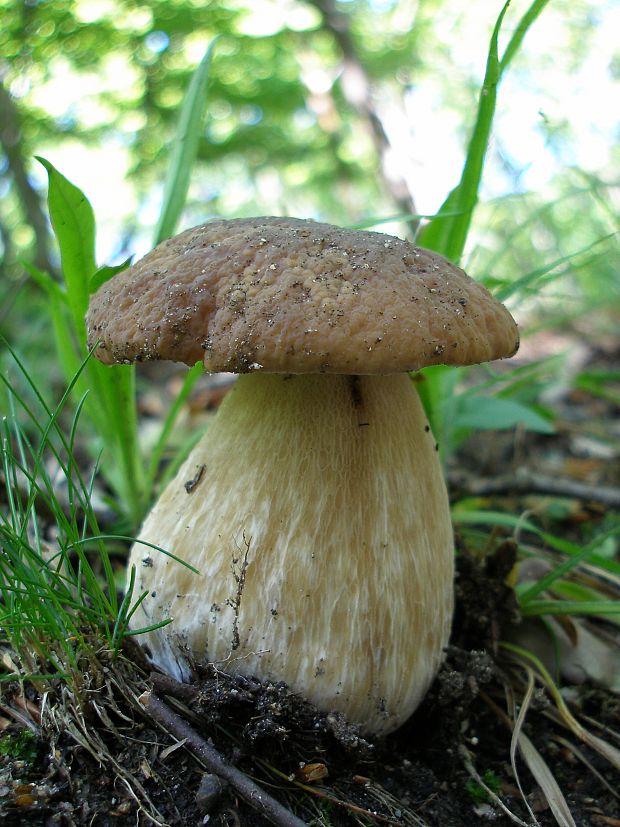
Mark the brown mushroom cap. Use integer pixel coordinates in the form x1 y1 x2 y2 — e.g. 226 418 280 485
87 216 519 374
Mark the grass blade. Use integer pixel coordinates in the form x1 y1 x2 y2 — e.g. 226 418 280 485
495 232 617 302
418 0 552 262
500 0 554 73
516 731 577 827
518 525 620 606
90 258 132 293
417 1 511 260
501 642 620 773
519 599 620 619
154 39 218 244
0 351 163 678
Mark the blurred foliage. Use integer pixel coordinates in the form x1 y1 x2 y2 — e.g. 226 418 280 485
1 0 619 387
0 0 420 271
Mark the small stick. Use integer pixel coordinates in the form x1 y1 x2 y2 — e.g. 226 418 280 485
149 671 200 703
449 469 620 507
139 691 308 827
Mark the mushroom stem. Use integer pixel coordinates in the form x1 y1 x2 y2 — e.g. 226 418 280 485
131 372 454 735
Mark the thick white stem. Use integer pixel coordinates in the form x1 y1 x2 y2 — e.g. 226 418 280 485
130 373 454 735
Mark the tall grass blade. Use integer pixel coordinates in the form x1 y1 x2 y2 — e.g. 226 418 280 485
154 39 218 244
520 599 620 619
417 1 511 260
500 0 555 73
418 0 552 262
413 1 552 458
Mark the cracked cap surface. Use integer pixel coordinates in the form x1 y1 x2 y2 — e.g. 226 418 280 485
86 216 519 374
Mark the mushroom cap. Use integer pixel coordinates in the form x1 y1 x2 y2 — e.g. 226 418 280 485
87 216 519 374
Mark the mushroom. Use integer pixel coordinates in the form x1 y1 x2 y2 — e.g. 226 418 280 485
87 217 519 736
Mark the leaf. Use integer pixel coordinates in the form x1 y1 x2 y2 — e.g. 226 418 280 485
414 365 460 451
22 263 83 388
455 394 555 434
515 725 577 826
34 159 146 526
90 258 133 293
154 39 218 244
36 157 96 340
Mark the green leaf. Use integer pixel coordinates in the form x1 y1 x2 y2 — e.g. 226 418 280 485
36 157 96 340
33 159 146 526
455 395 555 434
154 39 218 244
452 512 620 578
90 258 132 294
500 0 553 73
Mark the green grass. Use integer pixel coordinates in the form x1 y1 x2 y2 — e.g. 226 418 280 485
154 38 219 245
465 769 503 806
0 41 220 685
0 729 39 764
0 342 188 687
411 0 558 455
1 345 123 680
453 506 620 626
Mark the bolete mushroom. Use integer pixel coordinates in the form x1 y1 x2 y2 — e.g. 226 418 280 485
87 217 519 736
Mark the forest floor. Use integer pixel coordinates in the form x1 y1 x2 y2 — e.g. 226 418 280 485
0 329 619 827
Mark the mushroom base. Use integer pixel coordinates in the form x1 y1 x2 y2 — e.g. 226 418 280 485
129 373 454 736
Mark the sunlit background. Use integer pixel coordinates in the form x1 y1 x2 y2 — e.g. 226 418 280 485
1 0 619 347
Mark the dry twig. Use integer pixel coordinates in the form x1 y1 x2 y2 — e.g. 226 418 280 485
449 468 620 507
139 690 308 827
